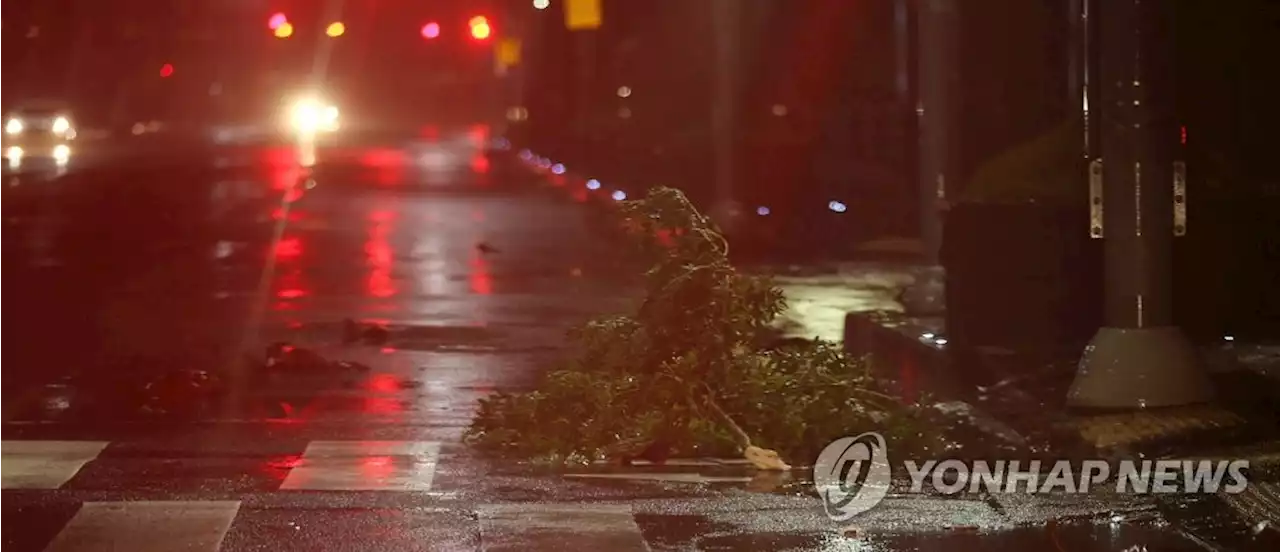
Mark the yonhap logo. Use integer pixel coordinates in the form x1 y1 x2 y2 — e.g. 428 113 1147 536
813 431 1250 522
813 432 892 521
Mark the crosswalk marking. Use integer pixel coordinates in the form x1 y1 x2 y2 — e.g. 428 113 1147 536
279 440 441 491
479 503 650 552
41 501 240 552
2 441 109 490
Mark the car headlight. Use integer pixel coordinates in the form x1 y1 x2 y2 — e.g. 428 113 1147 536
289 99 339 133
52 117 71 134
5 119 23 135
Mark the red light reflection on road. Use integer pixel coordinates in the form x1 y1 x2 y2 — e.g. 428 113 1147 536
268 455 304 470
361 455 395 481
470 154 490 174
376 166 404 186
264 147 300 169
367 240 392 266
271 207 304 223
275 268 309 302
368 272 395 298
366 212 398 298
368 373 399 393
359 148 408 168
268 161 304 191
468 124 490 147
275 237 302 259
363 397 403 415
469 253 492 295
261 454 304 483
359 149 408 187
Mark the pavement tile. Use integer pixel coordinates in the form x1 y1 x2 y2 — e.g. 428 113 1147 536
1061 406 1245 450
221 506 479 552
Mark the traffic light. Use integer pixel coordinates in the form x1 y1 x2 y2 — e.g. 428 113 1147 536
469 16 491 40
159 63 174 78
268 13 287 30
421 22 440 39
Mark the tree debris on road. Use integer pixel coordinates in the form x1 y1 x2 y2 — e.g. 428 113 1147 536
465 187 947 467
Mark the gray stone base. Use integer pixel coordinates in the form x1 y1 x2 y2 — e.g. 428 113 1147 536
1068 326 1213 409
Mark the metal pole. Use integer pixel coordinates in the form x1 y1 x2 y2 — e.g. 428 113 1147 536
1068 0 1209 409
915 0 955 264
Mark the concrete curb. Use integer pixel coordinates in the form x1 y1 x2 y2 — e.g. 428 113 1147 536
842 308 1266 458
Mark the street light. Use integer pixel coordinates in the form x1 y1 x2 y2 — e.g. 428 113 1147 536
268 13 288 30
421 22 441 39
534 0 550 9
274 22 294 38
326 22 345 38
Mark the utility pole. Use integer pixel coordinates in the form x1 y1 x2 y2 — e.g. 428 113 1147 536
708 0 741 232
1067 0 1210 409
914 0 957 264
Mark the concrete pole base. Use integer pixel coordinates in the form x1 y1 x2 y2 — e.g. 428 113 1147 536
1068 326 1213 409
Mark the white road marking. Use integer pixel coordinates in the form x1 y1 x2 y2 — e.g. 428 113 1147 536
279 440 441 491
42 501 240 552
1 441 109 489
479 503 650 552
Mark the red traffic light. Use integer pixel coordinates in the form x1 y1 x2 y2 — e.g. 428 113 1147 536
421 22 440 39
159 63 174 77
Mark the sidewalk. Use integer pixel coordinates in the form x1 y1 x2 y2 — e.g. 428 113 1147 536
818 259 1280 542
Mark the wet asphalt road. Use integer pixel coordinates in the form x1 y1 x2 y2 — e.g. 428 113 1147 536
0 133 1251 551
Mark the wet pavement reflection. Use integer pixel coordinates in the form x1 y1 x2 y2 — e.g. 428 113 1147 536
4 132 1275 550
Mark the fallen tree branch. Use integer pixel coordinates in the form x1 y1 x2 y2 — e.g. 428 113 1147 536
694 384 752 450
463 187 941 466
